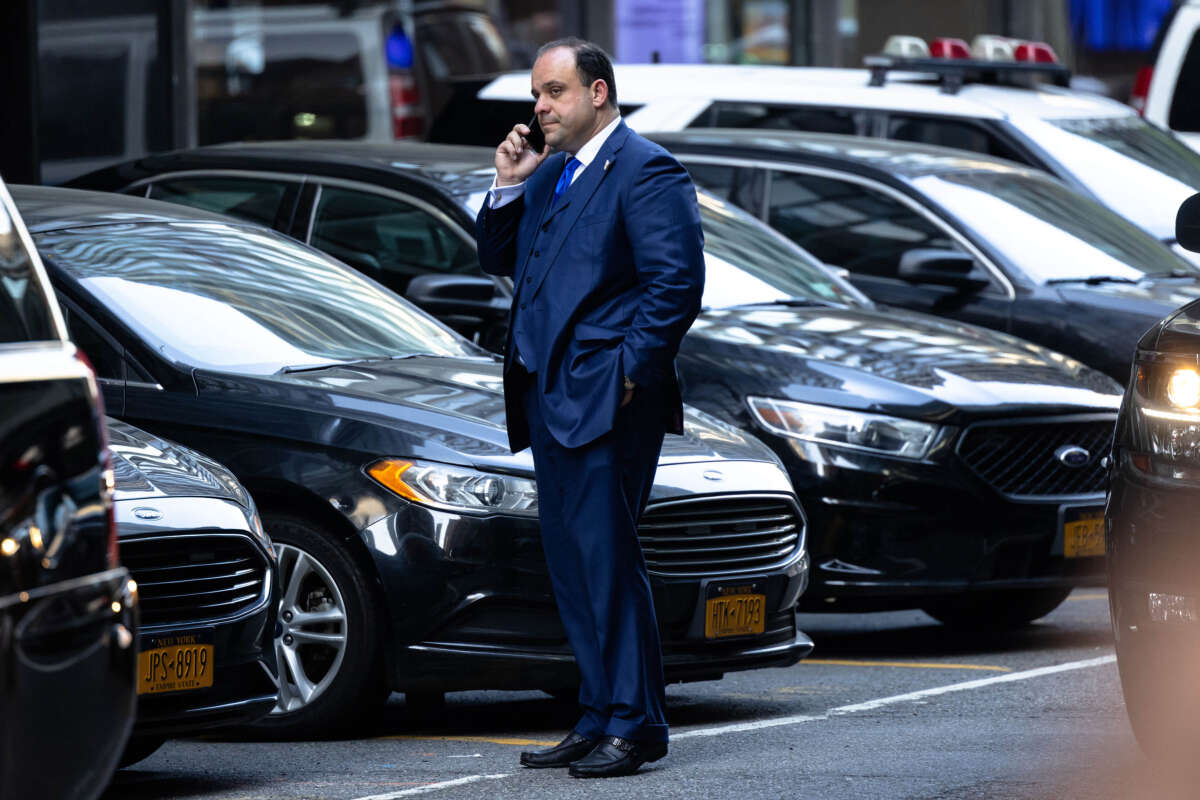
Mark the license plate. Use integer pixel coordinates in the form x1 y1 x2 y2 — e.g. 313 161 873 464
1063 507 1105 558
705 583 766 639
137 633 214 695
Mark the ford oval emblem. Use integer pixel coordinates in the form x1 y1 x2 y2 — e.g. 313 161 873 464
1055 445 1091 469
132 507 163 521
702 470 724 482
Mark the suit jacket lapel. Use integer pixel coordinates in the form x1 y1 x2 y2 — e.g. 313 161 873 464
527 122 632 301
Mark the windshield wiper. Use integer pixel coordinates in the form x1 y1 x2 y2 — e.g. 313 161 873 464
1045 275 1140 286
276 353 444 374
728 298 842 310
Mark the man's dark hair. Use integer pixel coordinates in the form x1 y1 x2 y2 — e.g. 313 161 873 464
536 37 618 108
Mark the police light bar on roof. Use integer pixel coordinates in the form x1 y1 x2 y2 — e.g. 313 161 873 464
868 34 1069 94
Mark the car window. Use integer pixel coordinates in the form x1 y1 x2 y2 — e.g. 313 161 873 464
35 221 477 375
886 115 1026 162
415 13 511 78
1169 28 1200 132
685 162 767 218
691 102 869 135
915 170 1195 284
147 176 292 228
766 170 964 280
61 305 124 381
310 187 478 292
195 32 367 144
0 199 59 343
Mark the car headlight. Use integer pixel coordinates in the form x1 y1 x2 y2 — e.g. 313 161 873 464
366 458 538 517
747 396 940 460
1129 353 1200 480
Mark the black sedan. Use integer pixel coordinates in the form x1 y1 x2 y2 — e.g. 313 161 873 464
66 143 1124 626
15 186 813 737
646 130 1200 385
108 418 277 765
1107 194 1200 756
0 181 137 800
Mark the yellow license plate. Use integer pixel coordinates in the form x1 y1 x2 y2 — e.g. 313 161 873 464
1064 510 1105 558
137 635 214 695
705 591 766 639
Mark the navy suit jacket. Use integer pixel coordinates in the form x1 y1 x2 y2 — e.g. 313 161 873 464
476 121 705 452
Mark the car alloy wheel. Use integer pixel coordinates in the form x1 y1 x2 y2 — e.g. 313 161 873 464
271 542 350 714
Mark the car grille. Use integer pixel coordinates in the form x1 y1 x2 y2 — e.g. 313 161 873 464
120 533 269 627
638 494 804 577
956 416 1116 499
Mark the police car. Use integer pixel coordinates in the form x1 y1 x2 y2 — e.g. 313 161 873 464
456 34 1200 256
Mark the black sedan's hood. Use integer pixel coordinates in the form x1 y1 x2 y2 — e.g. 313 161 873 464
107 417 252 508
194 355 781 474
684 304 1122 422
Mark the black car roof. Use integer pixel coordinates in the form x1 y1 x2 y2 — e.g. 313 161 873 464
647 129 1040 180
90 140 498 198
12 185 240 233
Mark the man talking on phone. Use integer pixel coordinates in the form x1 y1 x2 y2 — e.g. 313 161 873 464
475 38 704 778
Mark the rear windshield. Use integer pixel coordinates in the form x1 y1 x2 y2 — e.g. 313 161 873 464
1011 115 1200 239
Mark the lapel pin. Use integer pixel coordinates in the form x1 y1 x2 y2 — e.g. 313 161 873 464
604 159 612 172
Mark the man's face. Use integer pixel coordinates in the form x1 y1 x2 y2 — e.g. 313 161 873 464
531 47 604 153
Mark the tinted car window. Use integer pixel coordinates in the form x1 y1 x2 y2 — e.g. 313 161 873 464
35 221 477 374
693 102 868 135
0 200 58 343
62 306 123 381
148 176 291 228
915 170 1195 284
415 13 511 78
766 170 961 279
886 115 1025 162
1169 28 1200 132
685 163 738 201
311 187 478 291
196 32 367 144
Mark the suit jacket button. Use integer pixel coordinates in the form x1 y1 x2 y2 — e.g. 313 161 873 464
534 250 541 257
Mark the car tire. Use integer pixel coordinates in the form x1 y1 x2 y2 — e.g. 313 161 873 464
252 513 388 738
117 736 167 768
920 588 1073 629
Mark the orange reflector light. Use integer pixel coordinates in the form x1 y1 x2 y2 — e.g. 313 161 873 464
367 459 422 502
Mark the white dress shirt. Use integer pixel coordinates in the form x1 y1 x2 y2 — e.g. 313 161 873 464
488 115 622 209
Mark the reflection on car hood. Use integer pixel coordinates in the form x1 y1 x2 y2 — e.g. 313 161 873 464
685 305 1121 421
206 356 782 473
107 417 252 508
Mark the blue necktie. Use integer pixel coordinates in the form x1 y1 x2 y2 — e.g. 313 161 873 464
552 157 581 205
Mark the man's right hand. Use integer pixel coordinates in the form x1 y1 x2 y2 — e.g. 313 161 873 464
495 124 550 187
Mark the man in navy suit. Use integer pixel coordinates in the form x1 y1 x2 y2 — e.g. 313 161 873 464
475 38 704 778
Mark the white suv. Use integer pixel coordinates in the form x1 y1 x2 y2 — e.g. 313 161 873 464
1139 0 1200 155
473 57 1200 251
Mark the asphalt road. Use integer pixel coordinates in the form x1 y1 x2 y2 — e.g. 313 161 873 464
104 589 1177 800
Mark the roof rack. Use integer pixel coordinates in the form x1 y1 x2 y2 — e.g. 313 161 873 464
863 54 1071 95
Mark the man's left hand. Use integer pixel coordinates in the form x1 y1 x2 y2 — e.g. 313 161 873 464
620 387 634 408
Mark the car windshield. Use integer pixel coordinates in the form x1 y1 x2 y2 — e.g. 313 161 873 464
35 221 477 374
695 193 867 309
915 170 1196 285
1009 115 1200 240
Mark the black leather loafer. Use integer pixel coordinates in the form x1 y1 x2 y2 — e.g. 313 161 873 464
519 731 598 768
568 736 668 778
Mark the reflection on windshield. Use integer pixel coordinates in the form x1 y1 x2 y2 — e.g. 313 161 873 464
1012 115 1200 238
916 172 1194 284
36 221 475 374
697 193 866 309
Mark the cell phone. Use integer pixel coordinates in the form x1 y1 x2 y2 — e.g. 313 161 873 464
525 114 546 153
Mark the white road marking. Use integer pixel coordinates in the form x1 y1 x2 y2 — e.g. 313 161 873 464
673 654 1116 740
351 773 510 800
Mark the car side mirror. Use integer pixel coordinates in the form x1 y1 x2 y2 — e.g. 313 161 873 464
898 249 990 292
405 274 509 318
1177 193 1200 252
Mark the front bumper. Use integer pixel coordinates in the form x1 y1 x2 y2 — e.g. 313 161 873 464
770 431 1107 611
358 460 813 692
